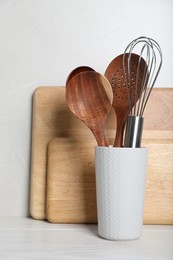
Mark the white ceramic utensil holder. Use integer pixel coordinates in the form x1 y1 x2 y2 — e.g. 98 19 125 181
95 146 148 240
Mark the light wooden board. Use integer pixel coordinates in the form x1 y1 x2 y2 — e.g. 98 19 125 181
144 135 173 224
46 133 173 224
30 87 98 219
30 87 173 221
46 138 97 223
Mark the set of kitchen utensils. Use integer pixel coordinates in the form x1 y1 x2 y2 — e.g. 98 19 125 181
66 36 162 148
65 36 162 240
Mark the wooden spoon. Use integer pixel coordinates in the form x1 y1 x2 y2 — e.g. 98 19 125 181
66 66 95 86
105 53 146 147
66 71 113 146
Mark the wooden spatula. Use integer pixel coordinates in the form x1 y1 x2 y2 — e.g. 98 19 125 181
66 71 113 146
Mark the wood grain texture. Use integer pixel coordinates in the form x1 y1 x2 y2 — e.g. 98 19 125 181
66 71 113 146
66 66 95 86
30 87 99 219
143 133 173 224
46 133 173 224
104 53 147 146
46 138 97 223
30 87 173 221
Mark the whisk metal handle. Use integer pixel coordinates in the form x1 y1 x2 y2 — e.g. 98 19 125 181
124 116 144 148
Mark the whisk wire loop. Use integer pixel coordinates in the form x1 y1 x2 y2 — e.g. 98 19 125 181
123 36 162 117
123 36 162 147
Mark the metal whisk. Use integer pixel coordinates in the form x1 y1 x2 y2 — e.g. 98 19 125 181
123 36 162 147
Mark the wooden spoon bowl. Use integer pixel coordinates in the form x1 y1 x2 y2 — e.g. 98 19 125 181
66 66 95 86
66 71 113 146
105 53 146 146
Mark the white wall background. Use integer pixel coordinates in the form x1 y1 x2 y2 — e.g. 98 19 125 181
0 0 172 217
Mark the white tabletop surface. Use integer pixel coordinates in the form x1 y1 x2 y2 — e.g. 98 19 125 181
0 217 172 260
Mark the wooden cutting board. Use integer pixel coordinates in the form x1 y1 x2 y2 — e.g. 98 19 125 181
46 133 173 224
46 138 97 223
30 87 173 222
30 86 99 219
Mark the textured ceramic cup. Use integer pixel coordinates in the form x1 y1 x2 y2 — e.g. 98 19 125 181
95 146 148 240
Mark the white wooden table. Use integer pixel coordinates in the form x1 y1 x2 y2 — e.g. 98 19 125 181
0 218 172 259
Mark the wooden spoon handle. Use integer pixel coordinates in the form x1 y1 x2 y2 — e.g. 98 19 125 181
114 122 125 147
92 127 108 147
114 111 128 147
